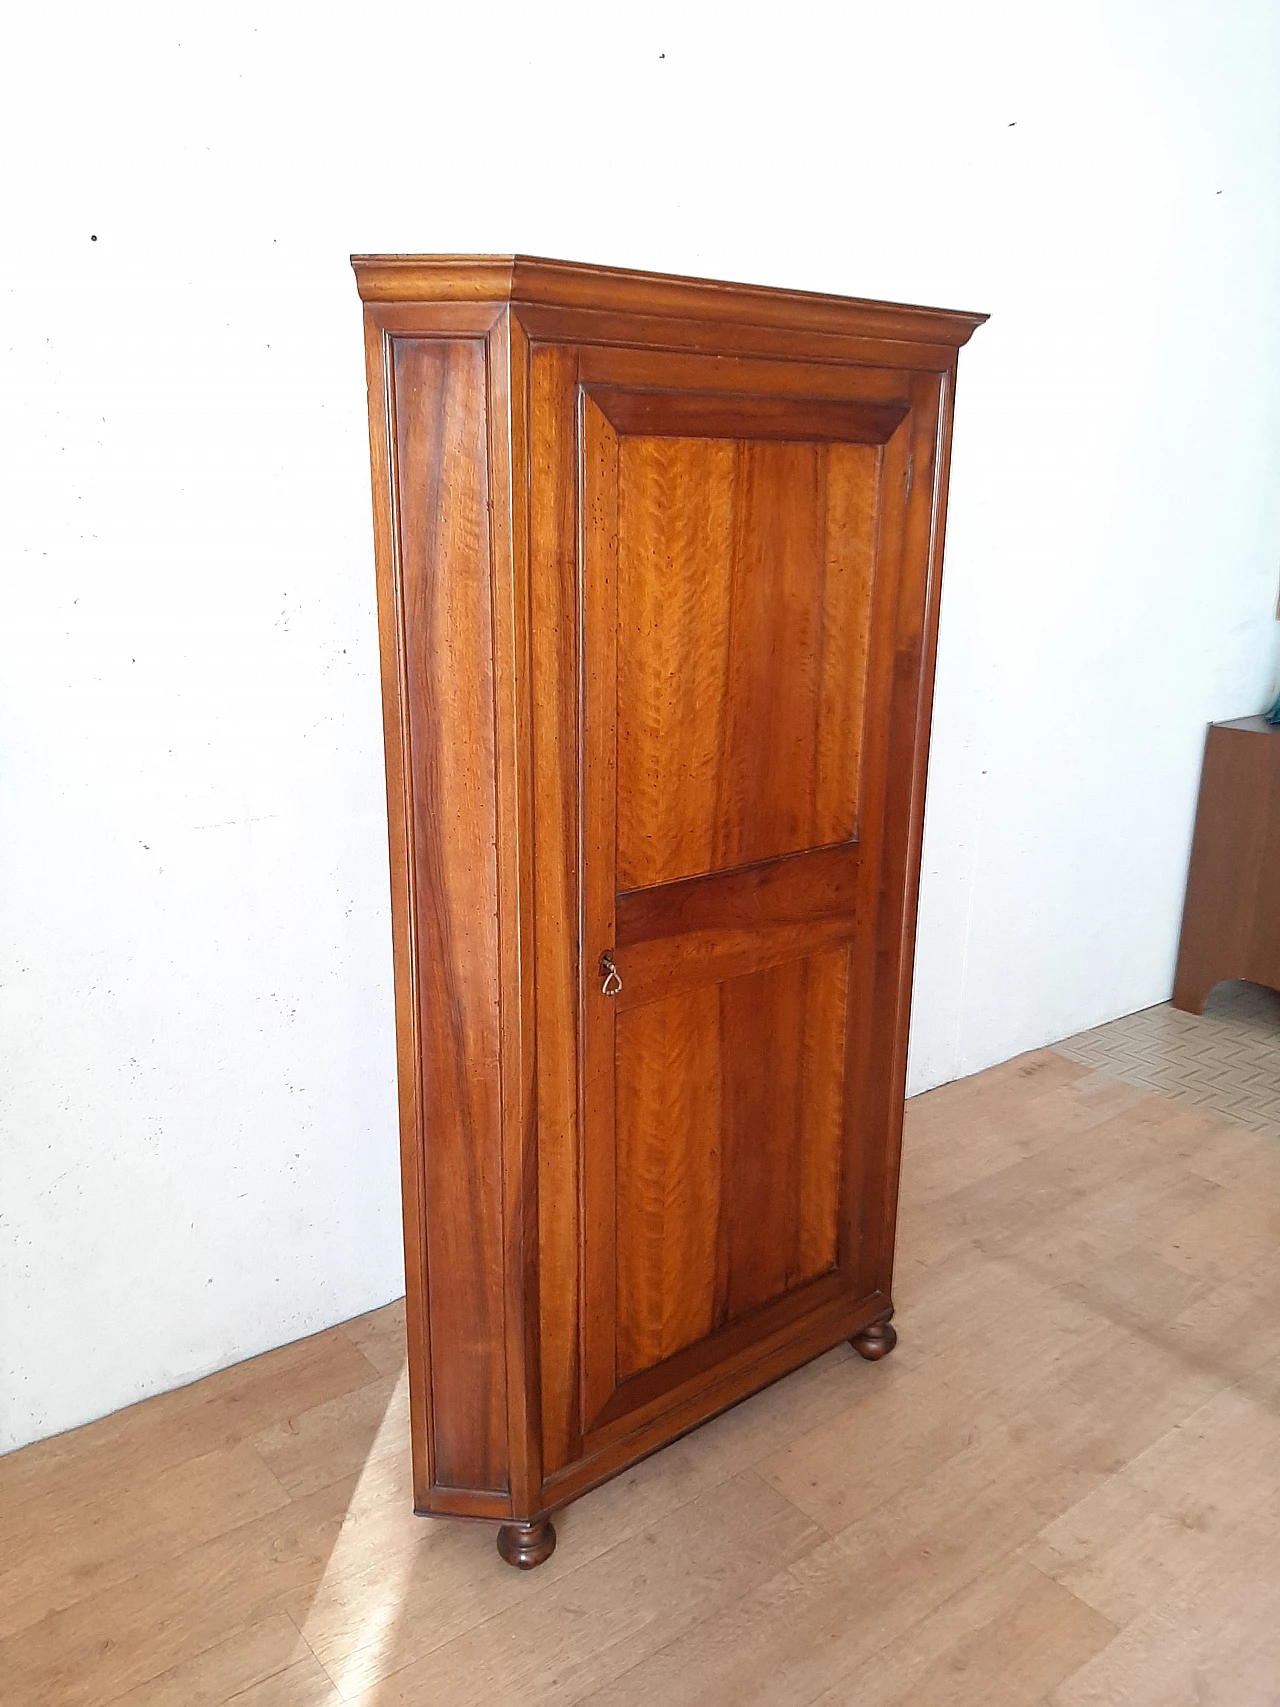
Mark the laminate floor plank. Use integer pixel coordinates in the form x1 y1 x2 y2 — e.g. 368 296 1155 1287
1164 1259 1280 1387
96 1613 319 1707
338 1302 408 1378
219 1655 344 1707
577 1450 1063 1706
252 1367 407 1501
757 1280 1107 1535
1024 1380 1280 1626
0 1438 291 1642
904 1051 1092 1145
1156 1174 1280 1284
5 1038 1280 1707
0 1476 359 1707
0 1327 379 1525
340 1474 822 1705
278 1454 566 1697
1042 1485 1280 1707
805 1558 1115 1707
100 1625 344 1707
900 1070 1148 1206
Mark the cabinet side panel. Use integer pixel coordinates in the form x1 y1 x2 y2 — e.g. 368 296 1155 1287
363 313 433 1509
851 372 947 1302
392 336 509 1494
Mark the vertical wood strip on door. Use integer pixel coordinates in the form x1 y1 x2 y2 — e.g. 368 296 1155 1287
530 345 586 1478
579 394 622 1431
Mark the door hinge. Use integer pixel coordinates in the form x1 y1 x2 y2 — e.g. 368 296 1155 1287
905 448 914 503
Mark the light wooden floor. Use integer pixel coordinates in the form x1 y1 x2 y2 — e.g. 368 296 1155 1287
7 1046 1280 1706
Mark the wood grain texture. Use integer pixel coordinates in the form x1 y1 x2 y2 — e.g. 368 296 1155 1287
614 983 724 1378
580 346 920 403
615 433 878 889
485 307 542 1516
613 843 862 1011
1173 717 1280 1012
617 843 861 943
592 387 909 443
607 949 856 1358
528 342 583 1479
522 301 962 375
713 953 849 1322
842 376 947 1303
352 253 988 349
361 310 435 1514
579 393 623 1432
391 336 507 1495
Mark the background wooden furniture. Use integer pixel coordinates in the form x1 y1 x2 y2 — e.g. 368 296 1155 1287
352 255 985 1566
1173 715 1280 1012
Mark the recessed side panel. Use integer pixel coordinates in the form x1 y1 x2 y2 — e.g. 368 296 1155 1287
391 336 508 1495
616 435 879 890
615 948 850 1382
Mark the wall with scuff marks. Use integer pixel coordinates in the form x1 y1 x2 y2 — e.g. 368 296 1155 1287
3 0 1279 1450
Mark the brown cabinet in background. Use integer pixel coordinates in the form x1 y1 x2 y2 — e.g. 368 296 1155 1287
352 255 985 1566
1174 716 1280 1012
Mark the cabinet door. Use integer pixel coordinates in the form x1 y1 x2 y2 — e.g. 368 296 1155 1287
563 350 942 1443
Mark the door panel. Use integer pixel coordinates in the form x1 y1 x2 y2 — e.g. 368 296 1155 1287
577 355 931 1440
713 950 849 1317
613 949 850 1384
616 433 879 890
614 982 722 1379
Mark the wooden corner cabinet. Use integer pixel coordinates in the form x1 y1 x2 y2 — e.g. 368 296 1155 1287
351 254 985 1566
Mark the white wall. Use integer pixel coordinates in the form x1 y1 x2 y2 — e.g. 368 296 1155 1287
3 0 1279 1452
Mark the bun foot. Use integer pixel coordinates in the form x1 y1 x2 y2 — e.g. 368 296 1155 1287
851 1315 897 1361
496 1518 556 1569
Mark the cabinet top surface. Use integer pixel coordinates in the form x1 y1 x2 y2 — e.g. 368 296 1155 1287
1215 715 1278 735
350 253 988 348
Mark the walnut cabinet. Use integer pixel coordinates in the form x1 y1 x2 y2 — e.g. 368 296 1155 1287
351 255 985 1567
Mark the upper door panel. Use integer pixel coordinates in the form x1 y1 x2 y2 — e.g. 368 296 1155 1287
614 426 881 891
